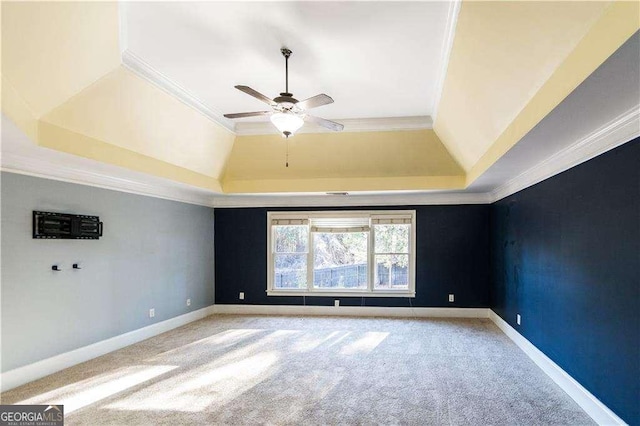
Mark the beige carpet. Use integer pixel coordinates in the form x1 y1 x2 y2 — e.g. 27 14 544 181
1 315 594 425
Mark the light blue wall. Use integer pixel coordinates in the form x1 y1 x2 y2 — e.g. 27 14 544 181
1 172 215 372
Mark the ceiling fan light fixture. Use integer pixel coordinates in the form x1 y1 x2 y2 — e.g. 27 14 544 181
224 48 343 137
270 112 304 137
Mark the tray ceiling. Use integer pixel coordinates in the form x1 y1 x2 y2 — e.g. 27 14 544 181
1 1 638 195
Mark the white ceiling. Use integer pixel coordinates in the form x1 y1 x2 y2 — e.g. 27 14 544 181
123 1 456 121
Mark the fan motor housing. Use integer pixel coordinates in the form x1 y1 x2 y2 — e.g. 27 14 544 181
274 94 297 104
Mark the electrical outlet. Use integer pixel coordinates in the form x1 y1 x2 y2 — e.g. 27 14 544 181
239 292 245 300
149 308 155 318
517 314 521 325
334 300 340 307
448 294 455 302
186 298 191 306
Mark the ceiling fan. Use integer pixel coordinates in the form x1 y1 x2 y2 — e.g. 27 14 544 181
224 48 344 138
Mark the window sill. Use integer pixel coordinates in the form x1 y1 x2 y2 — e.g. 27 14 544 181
267 290 416 298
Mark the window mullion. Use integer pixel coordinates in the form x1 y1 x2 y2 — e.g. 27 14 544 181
268 224 273 292
368 223 375 292
307 227 313 292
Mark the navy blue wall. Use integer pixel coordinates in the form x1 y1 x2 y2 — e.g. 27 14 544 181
490 138 640 425
215 205 490 307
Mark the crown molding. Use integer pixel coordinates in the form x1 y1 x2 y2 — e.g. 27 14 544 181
118 1 128 55
1 148 489 208
431 0 461 122
1 150 216 207
121 50 236 133
211 191 492 208
3 100 636 209
490 105 640 203
235 116 433 136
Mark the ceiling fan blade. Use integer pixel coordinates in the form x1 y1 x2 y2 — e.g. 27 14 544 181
305 115 344 131
235 85 275 106
223 111 271 119
297 94 334 110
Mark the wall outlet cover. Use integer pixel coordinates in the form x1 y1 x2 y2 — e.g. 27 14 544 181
334 300 340 307
448 294 455 302
186 298 191 306
239 292 245 300
149 308 155 318
517 314 521 325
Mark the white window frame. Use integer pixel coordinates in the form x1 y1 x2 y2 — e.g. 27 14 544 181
267 210 416 297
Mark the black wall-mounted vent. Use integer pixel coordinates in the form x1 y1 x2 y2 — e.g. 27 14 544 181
33 211 103 240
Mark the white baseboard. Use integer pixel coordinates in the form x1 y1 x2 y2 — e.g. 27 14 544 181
212 304 490 318
489 310 626 426
0 305 216 392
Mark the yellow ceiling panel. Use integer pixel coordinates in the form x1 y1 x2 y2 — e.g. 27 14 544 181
226 130 463 180
466 2 640 184
1 1 121 117
223 129 465 193
42 67 236 180
434 1 617 173
1 75 39 142
38 120 222 192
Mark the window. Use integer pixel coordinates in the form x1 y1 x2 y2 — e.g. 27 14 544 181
267 211 416 297
373 219 411 291
272 220 308 290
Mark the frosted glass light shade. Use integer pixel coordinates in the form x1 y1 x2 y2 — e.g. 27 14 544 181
270 112 304 136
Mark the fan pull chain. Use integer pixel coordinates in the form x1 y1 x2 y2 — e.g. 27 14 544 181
286 139 289 168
